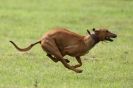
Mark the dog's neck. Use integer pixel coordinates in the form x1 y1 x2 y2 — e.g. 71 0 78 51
84 34 100 49
90 34 100 44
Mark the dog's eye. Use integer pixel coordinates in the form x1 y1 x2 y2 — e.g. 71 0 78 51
106 30 108 33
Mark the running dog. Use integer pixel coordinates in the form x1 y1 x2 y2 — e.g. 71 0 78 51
10 28 117 73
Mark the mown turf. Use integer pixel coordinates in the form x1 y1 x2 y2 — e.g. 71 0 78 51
0 0 133 88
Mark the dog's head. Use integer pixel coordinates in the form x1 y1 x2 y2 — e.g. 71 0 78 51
87 28 117 42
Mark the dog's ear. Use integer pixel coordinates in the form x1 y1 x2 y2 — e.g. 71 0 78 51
87 29 91 35
92 28 96 32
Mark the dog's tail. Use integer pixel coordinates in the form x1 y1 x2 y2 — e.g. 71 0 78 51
9 40 41 52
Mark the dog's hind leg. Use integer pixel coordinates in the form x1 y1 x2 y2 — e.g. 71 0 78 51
41 40 82 73
47 54 58 62
47 54 70 63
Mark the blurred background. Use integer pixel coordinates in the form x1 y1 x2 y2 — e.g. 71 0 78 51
0 0 133 88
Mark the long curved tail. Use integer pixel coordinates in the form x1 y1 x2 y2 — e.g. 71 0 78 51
10 40 41 52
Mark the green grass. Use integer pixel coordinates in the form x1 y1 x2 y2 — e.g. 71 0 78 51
0 0 133 88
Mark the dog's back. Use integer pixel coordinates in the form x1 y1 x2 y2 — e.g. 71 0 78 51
41 28 84 46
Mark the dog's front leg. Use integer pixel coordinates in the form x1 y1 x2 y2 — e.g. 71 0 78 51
72 57 82 68
59 58 83 73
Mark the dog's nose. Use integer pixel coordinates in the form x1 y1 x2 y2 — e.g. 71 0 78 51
113 34 117 38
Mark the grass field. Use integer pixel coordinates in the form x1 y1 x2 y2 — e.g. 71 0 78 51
0 0 133 88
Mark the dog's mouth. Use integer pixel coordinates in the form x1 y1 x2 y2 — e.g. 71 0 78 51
105 34 117 42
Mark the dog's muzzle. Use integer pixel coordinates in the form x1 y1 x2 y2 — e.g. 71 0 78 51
105 34 117 42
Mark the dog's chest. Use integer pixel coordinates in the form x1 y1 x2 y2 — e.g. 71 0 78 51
78 37 96 56
61 35 96 57
63 42 94 57
76 46 92 56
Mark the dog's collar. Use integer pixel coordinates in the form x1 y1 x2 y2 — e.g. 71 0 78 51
91 34 100 43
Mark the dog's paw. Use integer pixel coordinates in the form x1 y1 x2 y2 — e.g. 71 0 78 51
75 69 83 73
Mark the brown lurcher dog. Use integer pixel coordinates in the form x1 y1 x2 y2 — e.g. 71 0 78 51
10 28 117 73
